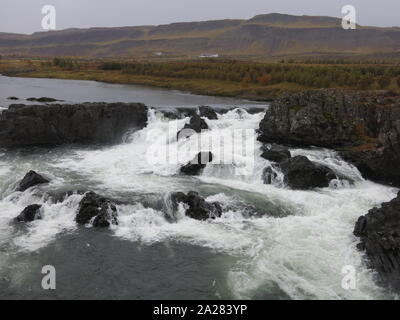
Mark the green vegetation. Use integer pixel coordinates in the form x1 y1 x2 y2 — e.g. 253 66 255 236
103 60 400 91
53 57 79 70
1 58 400 100
100 62 123 70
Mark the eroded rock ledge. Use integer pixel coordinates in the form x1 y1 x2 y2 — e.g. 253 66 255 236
258 89 400 187
0 102 148 147
354 192 400 292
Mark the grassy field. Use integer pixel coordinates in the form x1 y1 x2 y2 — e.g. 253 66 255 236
1 58 399 100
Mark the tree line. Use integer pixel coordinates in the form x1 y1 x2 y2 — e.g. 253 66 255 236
98 60 400 90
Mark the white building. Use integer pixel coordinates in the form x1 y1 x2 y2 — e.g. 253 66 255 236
199 53 219 58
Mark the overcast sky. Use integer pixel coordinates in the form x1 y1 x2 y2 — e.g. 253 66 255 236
1 0 399 34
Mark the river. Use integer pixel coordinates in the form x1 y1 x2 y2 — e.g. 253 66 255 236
0 75 398 299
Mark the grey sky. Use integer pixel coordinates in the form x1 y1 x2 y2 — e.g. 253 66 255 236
1 0 399 34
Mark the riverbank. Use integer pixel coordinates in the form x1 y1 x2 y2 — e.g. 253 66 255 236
0 59 308 101
3 58 400 101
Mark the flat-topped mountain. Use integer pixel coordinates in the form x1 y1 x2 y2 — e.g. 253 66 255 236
0 13 399 58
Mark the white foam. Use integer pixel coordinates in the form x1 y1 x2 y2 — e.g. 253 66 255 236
0 108 398 299
0 191 82 252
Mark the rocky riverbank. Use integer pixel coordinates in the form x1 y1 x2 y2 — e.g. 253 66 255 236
0 102 148 147
354 191 400 292
258 89 400 187
258 88 400 293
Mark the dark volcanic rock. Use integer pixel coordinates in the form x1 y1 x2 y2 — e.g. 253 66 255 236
280 156 336 190
340 142 400 187
27 97 59 102
17 170 49 192
262 166 278 184
258 89 400 187
7 96 19 100
261 144 291 163
170 191 222 220
36 97 59 102
0 102 148 148
177 114 208 140
258 89 379 148
199 106 218 120
180 152 213 175
186 114 209 132
15 204 42 222
76 192 118 227
354 192 400 292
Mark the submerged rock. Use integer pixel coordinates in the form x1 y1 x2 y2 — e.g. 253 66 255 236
257 89 400 187
180 152 213 176
76 192 118 227
177 114 208 140
26 97 60 102
198 106 218 120
354 192 400 292
261 144 291 163
16 170 49 192
15 204 42 222
170 191 222 220
279 156 336 190
0 102 148 148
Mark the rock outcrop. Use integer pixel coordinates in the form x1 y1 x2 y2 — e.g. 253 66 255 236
180 152 213 176
258 89 400 187
170 191 222 220
0 102 148 148
15 204 42 222
76 192 118 227
16 170 49 192
354 192 400 292
279 155 336 190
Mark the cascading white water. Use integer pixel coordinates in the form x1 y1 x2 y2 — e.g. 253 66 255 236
0 107 398 299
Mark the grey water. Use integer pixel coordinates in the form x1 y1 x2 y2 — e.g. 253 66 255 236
0 75 398 300
0 75 262 110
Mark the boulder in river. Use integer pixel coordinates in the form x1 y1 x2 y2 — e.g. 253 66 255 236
262 166 279 185
7 97 19 100
257 89 400 187
198 106 218 120
15 204 42 222
0 102 148 148
16 170 49 192
170 191 222 220
279 156 336 190
261 144 291 163
177 114 208 140
180 152 213 176
354 191 400 292
76 192 118 227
